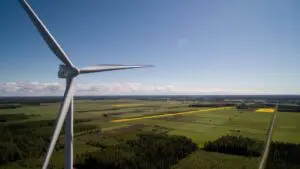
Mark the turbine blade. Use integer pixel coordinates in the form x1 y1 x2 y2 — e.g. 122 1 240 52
19 0 74 67
79 64 153 74
42 78 75 169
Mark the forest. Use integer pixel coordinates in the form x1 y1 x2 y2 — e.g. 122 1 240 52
0 117 97 166
75 133 197 169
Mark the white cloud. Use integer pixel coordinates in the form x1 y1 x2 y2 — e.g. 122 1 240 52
75 83 175 95
0 82 64 96
0 81 290 96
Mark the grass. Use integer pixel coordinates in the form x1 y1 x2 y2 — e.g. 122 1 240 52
111 107 232 122
172 150 259 169
272 111 300 143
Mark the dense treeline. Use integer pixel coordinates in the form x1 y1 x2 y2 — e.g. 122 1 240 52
0 125 62 165
266 142 300 169
3 119 91 130
203 135 264 157
236 103 276 110
249 103 275 109
75 133 197 169
0 113 29 122
235 103 248 109
0 118 97 166
0 97 61 104
204 135 300 169
235 103 300 112
189 103 235 108
278 105 300 112
77 108 120 113
0 104 22 109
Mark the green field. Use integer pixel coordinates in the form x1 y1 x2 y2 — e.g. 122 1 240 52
1 99 300 169
172 150 259 169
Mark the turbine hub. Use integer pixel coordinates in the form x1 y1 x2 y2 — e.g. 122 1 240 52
58 65 79 78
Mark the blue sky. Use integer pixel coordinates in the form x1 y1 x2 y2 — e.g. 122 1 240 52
0 0 299 96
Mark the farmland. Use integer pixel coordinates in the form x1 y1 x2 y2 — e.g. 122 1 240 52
0 98 300 169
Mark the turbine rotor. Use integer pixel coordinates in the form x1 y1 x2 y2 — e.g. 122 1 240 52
58 65 79 79
19 0 153 169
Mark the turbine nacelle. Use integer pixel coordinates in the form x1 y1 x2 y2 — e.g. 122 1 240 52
58 65 79 79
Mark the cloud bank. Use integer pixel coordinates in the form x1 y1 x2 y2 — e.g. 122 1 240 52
0 81 281 96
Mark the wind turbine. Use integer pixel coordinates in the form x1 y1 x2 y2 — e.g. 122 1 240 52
19 0 152 169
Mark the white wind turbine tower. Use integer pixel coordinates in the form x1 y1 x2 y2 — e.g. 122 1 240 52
19 0 152 169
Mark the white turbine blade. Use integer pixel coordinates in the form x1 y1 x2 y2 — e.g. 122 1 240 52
42 78 75 169
19 0 74 67
79 64 153 74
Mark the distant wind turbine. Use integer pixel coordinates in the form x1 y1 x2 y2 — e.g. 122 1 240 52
19 0 153 169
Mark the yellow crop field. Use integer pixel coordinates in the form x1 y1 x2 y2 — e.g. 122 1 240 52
113 104 144 107
255 108 275 113
111 107 232 123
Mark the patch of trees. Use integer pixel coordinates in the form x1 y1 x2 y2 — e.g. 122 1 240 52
0 125 63 165
75 133 197 169
0 118 97 166
189 103 235 108
235 103 248 109
249 103 276 109
278 105 300 112
102 112 124 118
74 124 98 133
74 118 93 123
235 103 276 110
77 108 120 113
0 113 29 122
203 135 300 169
262 103 276 108
203 135 264 157
4 119 92 130
102 111 147 118
0 104 22 109
86 140 107 149
266 142 300 169
0 97 62 105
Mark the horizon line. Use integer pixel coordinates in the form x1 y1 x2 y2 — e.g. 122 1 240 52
1 94 300 97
